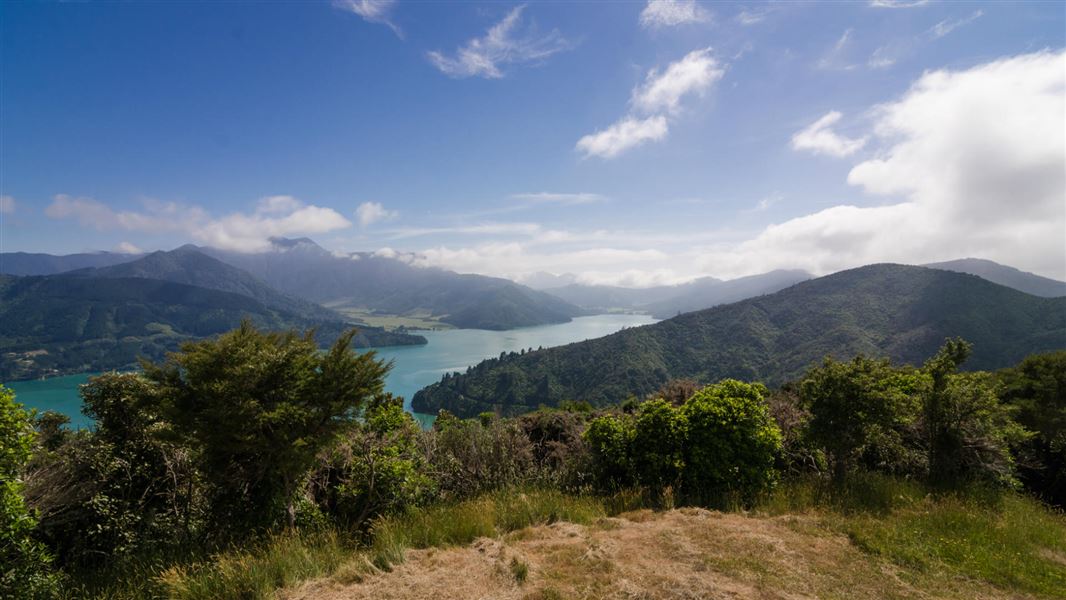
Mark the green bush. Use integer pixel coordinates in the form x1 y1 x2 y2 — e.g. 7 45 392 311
586 380 782 506
0 385 59 599
308 398 435 531
681 380 782 505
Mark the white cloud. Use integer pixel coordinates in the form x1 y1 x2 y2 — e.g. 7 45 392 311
639 0 711 29
387 222 544 240
45 195 352 252
791 111 868 158
510 192 607 205
417 51 1066 284
355 201 398 227
575 116 669 159
735 7 771 25
706 50 1066 280
332 0 402 38
114 242 143 254
0 195 15 214
631 48 724 115
869 0 928 7
427 5 570 79
930 9 984 39
576 48 724 159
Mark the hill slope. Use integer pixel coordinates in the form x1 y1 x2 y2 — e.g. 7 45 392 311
0 274 424 381
0 251 140 275
925 258 1066 298
202 238 586 330
76 245 344 322
412 264 1066 417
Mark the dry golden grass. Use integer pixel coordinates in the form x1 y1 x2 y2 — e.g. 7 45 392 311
282 508 1028 600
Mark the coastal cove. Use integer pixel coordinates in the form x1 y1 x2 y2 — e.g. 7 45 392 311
6 314 657 429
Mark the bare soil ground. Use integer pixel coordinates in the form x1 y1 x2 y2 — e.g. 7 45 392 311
283 508 1026 600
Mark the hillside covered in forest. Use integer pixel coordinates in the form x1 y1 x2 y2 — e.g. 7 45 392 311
413 264 1066 417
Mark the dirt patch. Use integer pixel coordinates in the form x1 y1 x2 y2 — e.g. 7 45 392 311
283 510 1027 600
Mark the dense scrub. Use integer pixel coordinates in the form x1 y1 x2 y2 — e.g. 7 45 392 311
0 321 1063 598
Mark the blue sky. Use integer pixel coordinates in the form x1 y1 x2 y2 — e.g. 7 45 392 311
2 0 1064 285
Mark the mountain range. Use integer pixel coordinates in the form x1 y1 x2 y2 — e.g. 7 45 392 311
542 270 812 318
412 264 1066 417
197 238 587 330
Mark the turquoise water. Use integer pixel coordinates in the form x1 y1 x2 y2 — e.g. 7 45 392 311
6 314 656 429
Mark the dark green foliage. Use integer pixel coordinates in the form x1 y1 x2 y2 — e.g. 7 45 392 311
801 356 923 480
998 351 1066 505
308 397 434 532
0 385 59 599
414 264 1066 417
585 381 782 506
0 273 424 381
427 413 537 499
26 374 194 568
681 380 782 504
143 321 392 533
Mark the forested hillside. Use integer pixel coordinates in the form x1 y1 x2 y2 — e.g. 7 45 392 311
75 245 345 322
413 264 1066 417
0 274 424 380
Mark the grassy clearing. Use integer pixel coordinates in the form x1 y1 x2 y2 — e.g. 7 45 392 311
758 475 1066 598
331 307 455 331
85 482 1066 599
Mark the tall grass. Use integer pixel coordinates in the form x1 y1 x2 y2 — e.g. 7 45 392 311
156 530 351 600
758 474 1066 598
369 488 605 569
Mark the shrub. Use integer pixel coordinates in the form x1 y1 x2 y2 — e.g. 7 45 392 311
425 415 537 498
681 380 782 505
26 373 196 568
0 385 59 598
142 321 391 533
308 398 435 532
801 356 924 480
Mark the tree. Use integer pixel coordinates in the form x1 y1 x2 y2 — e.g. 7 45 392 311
801 356 922 481
143 321 391 532
0 385 58 598
998 351 1066 505
922 339 1028 487
27 373 195 565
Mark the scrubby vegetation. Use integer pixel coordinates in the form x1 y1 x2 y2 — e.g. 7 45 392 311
1 321 1063 599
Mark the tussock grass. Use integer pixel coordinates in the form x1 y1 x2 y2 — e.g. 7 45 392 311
369 488 605 569
157 531 350 600
758 474 1066 598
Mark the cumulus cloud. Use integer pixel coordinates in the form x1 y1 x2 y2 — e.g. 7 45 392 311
791 111 868 158
427 5 570 79
639 0 711 29
631 48 725 114
45 195 352 252
355 201 398 227
332 0 402 38
575 116 669 159
930 9 984 39
576 48 723 159
423 51 1066 284
0 195 15 214
510 192 607 205
705 50 1066 280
